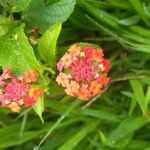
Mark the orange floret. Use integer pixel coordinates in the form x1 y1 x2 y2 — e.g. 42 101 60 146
68 44 81 57
89 80 102 96
92 49 104 62
65 81 80 96
8 102 21 113
29 86 43 100
61 53 73 67
24 69 39 83
97 74 110 86
56 72 71 87
79 86 90 100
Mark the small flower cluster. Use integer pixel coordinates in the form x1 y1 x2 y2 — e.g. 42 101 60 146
0 68 43 112
56 43 110 100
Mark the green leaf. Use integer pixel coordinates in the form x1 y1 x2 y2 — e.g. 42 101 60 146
0 0 15 9
57 120 98 150
118 15 140 26
81 109 120 123
129 96 137 115
33 97 44 123
0 15 15 37
70 6 98 31
12 0 32 12
129 0 150 28
48 81 64 97
130 80 147 115
23 0 76 32
38 22 61 68
77 0 119 28
0 24 42 76
145 86 150 106
100 131 115 147
100 131 132 148
130 26 150 39
0 128 46 149
108 117 150 144
106 0 132 10
127 140 150 149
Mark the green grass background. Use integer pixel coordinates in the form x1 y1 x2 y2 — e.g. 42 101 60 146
0 0 150 149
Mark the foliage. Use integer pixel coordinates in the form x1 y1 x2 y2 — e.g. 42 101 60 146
0 0 150 150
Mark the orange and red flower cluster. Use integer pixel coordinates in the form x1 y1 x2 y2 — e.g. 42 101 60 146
0 68 43 112
56 43 110 100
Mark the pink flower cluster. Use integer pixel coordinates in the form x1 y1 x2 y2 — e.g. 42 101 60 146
56 43 110 100
0 68 43 112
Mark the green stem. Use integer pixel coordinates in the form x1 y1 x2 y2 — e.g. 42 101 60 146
19 114 28 137
44 67 56 75
34 100 81 150
110 75 150 83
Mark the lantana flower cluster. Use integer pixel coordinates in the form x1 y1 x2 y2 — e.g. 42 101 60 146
56 43 110 100
0 68 43 112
